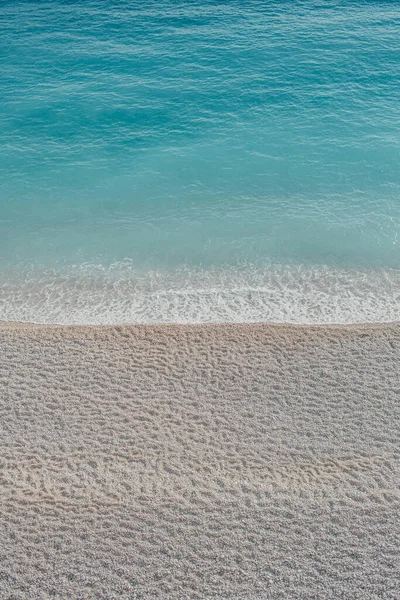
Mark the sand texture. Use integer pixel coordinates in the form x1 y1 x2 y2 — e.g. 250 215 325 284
0 322 399 599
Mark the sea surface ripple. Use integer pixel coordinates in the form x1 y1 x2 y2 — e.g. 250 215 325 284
1 0 400 323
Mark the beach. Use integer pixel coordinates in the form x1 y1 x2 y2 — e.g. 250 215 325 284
0 321 399 598
2 0 400 597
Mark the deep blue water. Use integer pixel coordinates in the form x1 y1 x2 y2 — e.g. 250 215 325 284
1 0 400 323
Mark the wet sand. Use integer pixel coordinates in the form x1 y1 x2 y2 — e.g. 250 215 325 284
0 322 399 598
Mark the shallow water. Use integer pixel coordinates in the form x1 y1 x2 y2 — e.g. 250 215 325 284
1 0 400 323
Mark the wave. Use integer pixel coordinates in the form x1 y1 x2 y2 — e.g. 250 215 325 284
1 262 400 325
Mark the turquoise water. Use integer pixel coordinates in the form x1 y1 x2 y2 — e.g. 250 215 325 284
1 0 400 323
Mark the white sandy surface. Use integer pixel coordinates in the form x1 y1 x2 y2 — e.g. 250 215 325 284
0 322 399 598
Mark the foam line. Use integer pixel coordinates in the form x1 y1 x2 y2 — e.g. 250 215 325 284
1 263 400 324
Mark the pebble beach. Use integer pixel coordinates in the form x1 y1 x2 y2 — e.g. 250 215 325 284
0 322 399 598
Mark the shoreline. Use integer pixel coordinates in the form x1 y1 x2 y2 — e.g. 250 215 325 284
2 263 400 326
1 319 399 598
2 319 400 329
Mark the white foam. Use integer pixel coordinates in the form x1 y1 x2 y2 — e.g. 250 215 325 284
1 262 400 325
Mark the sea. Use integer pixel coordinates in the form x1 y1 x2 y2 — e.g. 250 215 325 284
1 0 400 324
